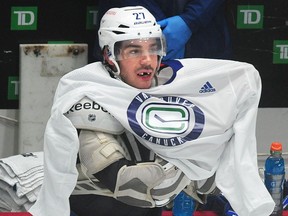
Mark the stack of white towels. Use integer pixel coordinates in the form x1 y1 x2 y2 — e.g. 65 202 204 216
0 152 43 212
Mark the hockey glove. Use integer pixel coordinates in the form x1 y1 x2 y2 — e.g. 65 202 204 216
113 157 190 208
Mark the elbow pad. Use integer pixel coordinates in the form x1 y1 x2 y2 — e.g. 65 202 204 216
79 130 127 175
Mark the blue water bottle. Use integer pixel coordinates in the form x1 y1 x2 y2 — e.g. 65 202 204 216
172 191 194 216
264 142 285 216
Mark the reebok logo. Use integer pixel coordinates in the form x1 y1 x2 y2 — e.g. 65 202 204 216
65 100 108 115
199 81 216 93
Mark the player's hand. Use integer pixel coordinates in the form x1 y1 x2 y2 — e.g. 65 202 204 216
113 157 190 207
151 157 191 206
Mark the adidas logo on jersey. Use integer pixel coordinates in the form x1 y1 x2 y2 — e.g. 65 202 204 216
199 81 216 93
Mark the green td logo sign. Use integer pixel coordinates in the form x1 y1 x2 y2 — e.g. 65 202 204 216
8 76 20 100
237 5 264 29
273 40 288 64
86 6 98 30
11 7 38 30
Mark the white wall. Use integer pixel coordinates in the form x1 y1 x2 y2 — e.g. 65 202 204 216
0 108 287 158
0 43 89 158
256 108 288 153
0 109 19 158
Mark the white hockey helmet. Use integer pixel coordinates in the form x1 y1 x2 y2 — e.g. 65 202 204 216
98 6 166 75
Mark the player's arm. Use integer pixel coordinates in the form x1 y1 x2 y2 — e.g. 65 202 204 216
78 129 191 207
66 97 191 207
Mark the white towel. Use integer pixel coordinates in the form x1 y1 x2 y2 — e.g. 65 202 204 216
15 170 43 188
0 152 43 177
17 167 43 180
0 166 17 186
0 188 24 212
0 180 28 206
0 161 16 178
0 152 44 212
0 207 10 212
25 185 41 203
0 152 44 192
16 177 43 198
0 165 43 200
23 201 35 211
0 199 11 212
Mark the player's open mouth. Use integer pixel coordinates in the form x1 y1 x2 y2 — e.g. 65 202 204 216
138 72 151 77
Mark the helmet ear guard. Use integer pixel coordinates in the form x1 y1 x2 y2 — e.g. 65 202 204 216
102 46 118 74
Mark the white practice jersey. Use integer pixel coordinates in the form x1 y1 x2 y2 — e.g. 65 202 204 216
29 59 274 216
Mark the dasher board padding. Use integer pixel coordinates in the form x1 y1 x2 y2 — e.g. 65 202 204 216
19 44 88 153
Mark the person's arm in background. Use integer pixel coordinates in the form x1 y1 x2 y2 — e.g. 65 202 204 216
180 0 226 33
158 0 227 60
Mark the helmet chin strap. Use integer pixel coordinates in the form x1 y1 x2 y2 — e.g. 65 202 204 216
110 58 121 77
152 74 158 87
105 57 122 81
102 46 121 79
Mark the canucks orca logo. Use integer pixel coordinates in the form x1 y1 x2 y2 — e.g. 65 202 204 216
127 93 205 146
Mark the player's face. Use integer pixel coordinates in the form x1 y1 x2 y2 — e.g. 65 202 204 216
117 38 159 89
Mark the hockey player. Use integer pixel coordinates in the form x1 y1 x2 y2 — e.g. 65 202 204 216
29 6 275 216
67 6 191 215
30 6 192 216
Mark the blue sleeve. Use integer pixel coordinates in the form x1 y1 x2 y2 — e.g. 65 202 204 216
179 0 226 33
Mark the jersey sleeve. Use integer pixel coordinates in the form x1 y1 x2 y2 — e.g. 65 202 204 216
215 64 274 215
